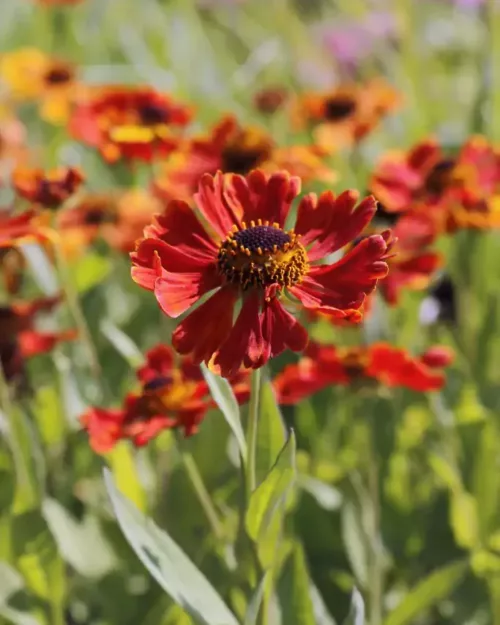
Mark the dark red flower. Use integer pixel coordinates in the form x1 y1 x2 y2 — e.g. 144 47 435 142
254 87 288 115
12 167 84 209
81 344 220 453
274 341 453 403
0 296 76 381
69 86 193 162
132 169 393 378
0 209 49 247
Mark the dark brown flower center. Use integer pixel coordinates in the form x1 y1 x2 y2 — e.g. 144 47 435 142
324 96 357 121
425 159 457 195
143 375 173 392
139 103 169 125
218 221 308 291
45 66 73 85
221 147 269 175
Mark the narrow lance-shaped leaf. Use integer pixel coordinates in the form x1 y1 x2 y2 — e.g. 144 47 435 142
104 469 239 625
255 377 286 485
278 541 316 625
202 364 247 462
343 588 365 625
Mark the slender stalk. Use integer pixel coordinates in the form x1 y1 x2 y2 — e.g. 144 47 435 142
488 0 500 141
50 232 103 383
246 368 262 497
180 448 224 541
367 451 383 625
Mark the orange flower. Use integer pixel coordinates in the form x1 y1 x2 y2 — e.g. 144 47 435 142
292 79 401 152
57 189 163 254
274 342 453 404
0 48 79 124
12 166 84 209
81 344 246 453
0 209 51 248
69 86 193 162
154 115 336 203
0 296 76 381
0 114 29 173
132 169 393 378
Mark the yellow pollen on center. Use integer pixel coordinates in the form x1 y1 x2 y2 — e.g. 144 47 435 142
217 220 309 291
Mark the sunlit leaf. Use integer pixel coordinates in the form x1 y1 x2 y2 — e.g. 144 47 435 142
278 542 316 625
343 588 365 625
202 364 247 462
246 432 296 569
255 378 286 486
473 420 500 541
244 574 268 625
383 561 468 625
108 442 147 512
104 469 239 625
341 500 368 589
450 490 479 550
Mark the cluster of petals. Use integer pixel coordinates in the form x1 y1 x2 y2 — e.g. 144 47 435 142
292 79 401 152
81 344 248 453
370 136 500 231
0 296 76 381
12 166 84 209
153 115 337 203
274 342 454 404
69 86 193 162
132 168 393 378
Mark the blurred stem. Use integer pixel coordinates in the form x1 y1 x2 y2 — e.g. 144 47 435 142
179 448 224 542
0 364 37 509
367 421 384 625
50 232 103 384
246 368 262 497
488 0 500 141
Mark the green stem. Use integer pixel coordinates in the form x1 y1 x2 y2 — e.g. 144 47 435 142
0 364 37 509
488 0 500 141
51 235 103 384
367 451 383 625
246 368 262 497
180 448 224 541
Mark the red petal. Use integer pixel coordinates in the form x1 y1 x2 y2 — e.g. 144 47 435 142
194 172 242 239
262 299 308 359
214 292 266 377
18 330 76 357
172 286 237 365
152 199 218 259
80 406 125 454
292 234 390 313
420 346 454 369
132 236 214 275
137 344 175 383
155 266 222 318
296 190 377 260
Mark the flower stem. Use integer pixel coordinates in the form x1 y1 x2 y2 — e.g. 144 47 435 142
51 234 103 384
180 448 224 541
246 368 262 497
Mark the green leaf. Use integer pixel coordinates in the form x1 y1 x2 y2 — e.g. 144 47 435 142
201 364 247 462
100 319 144 368
244 574 268 625
72 253 111 293
343 588 365 625
450 490 479 550
33 386 66 448
473 420 500 541
108 442 147 512
104 469 239 625
278 542 315 625
43 499 116 578
383 561 468 625
245 432 296 569
341 500 368 589
255 378 286 486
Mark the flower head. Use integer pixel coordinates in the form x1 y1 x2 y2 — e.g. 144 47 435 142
292 79 401 152
0 209 50 248
0 48 79 124
132 169 393 378
69 86 193 162
253 87 288 115
13 166 84 209
81 345 210 453
154 115 336 203
274 342 454 403
0 296 76 381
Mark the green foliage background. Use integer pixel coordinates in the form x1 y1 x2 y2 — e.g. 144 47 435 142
1 1 500 624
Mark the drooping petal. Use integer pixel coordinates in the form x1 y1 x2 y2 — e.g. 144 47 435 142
172 286 237 365
291 234 390 313
132 236 214 277
194 172 242 238
261 298 309 360
214 292 265 377
18 329 77 357
154 266 222 318
137 345 175 383
80 406 125 454
295 190 377 259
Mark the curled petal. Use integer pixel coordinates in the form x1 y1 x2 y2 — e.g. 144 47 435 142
155 266 222 318
194 172 242 238
262 298 309 359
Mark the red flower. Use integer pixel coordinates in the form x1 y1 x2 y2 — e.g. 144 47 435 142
69 86 193 162
0 296 76 381
12 167 84 209
81 345 210 453
153 116 336 203
274 342 453 404
132 169 393 377
0 210 50 248
380 213 442 305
